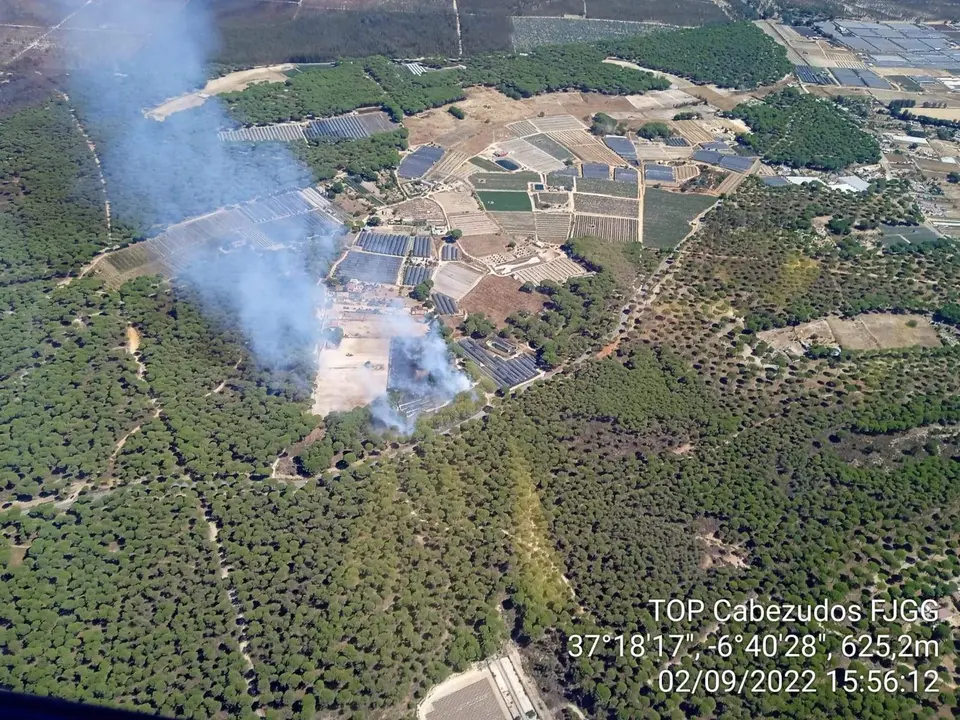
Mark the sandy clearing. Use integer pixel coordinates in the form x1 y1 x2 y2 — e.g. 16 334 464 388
147 64 295 120
125 325 141 354
912 107 960 122
312 338 390 416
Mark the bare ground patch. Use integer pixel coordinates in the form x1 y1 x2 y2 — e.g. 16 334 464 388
461 275 546 326
761 313 941 354
460 233 512 257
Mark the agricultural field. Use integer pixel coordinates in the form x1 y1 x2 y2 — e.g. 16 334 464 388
495 138 567 173
576 177 639 198
389 198 446 225
511 17 665 51
471 172 541 191
433 262 485 299
572 214 640 242
535 192 569 208
526 133 575 161
573 193 640 217
469 157 506 172
476 191 533 212
642 188 716 249
491 212 538 236
460 275 547 325
460 233 513 257
535 213 573 243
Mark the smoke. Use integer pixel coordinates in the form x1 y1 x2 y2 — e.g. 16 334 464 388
60 0 468 419
374 306 472 432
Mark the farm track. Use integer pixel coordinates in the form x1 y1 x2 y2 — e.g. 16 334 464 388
452 0 463 57
3 0 94 66
59 93 114 278
198 495 264 715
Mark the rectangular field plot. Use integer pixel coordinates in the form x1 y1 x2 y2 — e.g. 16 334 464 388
447 211 501 236
336 251 403 284
526 133 574 161
535 192 569 208
575 177 638 198
458 340 540 389
670 120 715 145
491 212 537 235
403 265 433 286
826 314 940 351
433 262 484 299
496 138 567 173
471 172 540 191
512 17 661 51
476 191 532 212
424 150 470 182
582 163 611 180
645 164 677 184
573 194 640 217
553 135 625 165
398 145 444 179
572 215 639 243
508 120 539 137
546 170 576 191
535 213 572 243
305 111 398 140
469 157 506 172
642 189 716 249
512 256 588 284
357 232 410 256
532 115 584 133
219 123 306 143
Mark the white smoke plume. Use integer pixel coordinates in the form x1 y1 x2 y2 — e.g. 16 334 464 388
60 0 468 418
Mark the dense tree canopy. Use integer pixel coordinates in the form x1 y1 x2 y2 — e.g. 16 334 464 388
603 22 793 88
0 100 110 283
220 63 385 125
3 37 960 720
732 89 882 170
